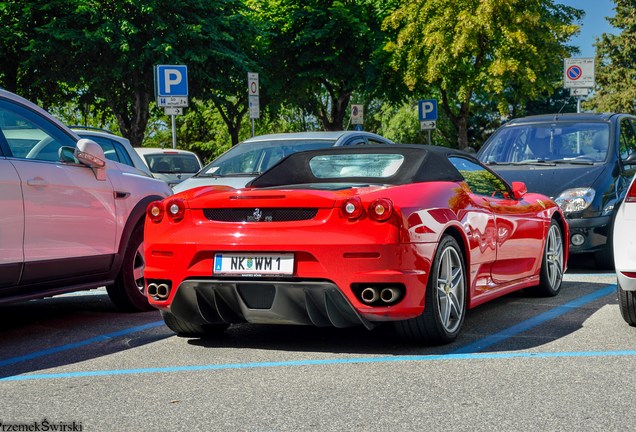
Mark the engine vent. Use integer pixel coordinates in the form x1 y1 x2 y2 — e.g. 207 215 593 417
203 208 318 222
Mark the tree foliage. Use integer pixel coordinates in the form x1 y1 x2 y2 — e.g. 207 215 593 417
4 0 255 147
252 0 397 131
585 0 636 114
384 0 582 149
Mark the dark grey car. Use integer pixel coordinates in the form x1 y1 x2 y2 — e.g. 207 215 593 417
477 113 636 269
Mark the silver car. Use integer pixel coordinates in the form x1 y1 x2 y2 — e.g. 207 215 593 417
135 147 203 188
173 131 395 192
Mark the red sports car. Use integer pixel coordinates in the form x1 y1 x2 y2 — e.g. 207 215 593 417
144 145 568 344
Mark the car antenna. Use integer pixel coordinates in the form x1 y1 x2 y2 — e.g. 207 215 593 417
556 97 573 116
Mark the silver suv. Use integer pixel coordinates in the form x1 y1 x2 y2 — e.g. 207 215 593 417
0 89 173 311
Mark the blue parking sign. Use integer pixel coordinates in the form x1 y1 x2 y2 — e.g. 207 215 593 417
418 99 438 121
155 65 188 97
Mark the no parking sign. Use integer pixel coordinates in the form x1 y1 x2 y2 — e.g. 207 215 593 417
564 58 595 88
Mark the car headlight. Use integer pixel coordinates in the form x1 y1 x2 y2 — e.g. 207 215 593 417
554 188 595 213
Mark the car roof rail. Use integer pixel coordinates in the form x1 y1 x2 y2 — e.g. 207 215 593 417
69 125 117 135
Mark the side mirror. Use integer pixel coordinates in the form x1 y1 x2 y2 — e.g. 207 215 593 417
623 151 636 166
75 138 107 180
512 181 527 200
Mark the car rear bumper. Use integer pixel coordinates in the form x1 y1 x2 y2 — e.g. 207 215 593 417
617 272 636 292
145 243 437 326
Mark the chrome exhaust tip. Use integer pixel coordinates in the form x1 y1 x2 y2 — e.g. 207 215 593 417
147 283 158 297
156 283 170 300
380 287 400 303
360 287 380 304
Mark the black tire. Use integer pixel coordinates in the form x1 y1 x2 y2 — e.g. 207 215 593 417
618 283 636 326
161 310 229 337
395 235 467 345
106 223 154 312
528 219 564 297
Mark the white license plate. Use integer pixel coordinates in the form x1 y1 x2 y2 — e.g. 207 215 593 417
213 253 294 276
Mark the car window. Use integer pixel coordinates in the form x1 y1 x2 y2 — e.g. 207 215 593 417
87 135 134 167
619 118 636 163
143 153 201 174
480 122 610 163
0 100 76 161
308 153 404 178
450 156 510 199
201 140 336 177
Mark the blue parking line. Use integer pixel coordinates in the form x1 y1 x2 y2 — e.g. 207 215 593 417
0 321 165 368
451 284 616 354
0 284 618 381
3 349 636 381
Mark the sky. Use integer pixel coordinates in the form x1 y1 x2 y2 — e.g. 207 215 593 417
556 0 618 58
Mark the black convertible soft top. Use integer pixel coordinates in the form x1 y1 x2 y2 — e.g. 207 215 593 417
248 144 475 188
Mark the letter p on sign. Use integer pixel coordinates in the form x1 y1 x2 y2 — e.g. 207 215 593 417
418 99 438 121
155 65 188 97
164 69 182 93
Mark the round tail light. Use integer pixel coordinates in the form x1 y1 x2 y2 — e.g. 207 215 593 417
368 198 393 221
147 201 165 223
341 197 364 220
166 198 186 222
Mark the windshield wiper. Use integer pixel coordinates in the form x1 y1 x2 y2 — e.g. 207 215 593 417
552 159 595 165
511 160 557 166
199 171 262 178
485 161 513 166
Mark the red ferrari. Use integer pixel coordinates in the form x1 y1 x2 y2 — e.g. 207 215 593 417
144 145 568 344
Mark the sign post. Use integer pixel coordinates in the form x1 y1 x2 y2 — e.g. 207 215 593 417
248 72 259 136
418 99 438 144
564 58 595 113
155 65 188 148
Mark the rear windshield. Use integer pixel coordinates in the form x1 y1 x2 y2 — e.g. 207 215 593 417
144 153 201 174
309 153 405 178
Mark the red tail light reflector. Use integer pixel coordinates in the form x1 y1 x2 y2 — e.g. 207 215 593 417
368 198 393 221
341 197 364 220
147 201 164 223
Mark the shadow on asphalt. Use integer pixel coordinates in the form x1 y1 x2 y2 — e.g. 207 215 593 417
0 269 618 379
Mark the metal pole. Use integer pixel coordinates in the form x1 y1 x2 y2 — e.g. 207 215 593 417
252 118 255 137
428 129 431 145
171 114 177 149
577 96 581 114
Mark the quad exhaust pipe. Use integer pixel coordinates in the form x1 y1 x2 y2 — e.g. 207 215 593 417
360 286 402 305
147 282 171 300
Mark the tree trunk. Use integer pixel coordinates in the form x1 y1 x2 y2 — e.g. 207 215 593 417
112 90 151 148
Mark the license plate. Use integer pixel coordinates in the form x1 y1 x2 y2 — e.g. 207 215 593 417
213 253 294 276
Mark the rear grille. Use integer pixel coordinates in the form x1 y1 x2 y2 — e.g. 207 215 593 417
203 208 318 222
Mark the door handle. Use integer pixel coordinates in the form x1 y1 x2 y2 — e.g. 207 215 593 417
26 177 47 187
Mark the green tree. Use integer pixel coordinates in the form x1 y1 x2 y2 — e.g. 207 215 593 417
384 0 581 150
586 0 636 114
9 0 254 147
253 0 397 131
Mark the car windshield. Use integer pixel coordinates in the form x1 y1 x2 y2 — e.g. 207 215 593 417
480 122 610 164
198 139 336 177
144 153 201 174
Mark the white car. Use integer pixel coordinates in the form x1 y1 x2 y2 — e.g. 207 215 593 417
0 89 173 311
73 127 153 177
172 131 395 192
613 169 636 324
135 147 203 187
